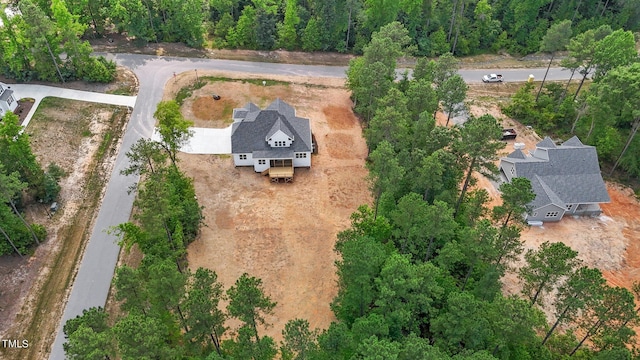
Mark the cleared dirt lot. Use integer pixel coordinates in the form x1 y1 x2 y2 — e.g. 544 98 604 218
169 72 372 340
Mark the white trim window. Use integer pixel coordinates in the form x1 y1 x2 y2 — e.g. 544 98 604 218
258 159 266 165
545 211 559 218
6 96 13 105
295 153 307 158
239 154 247 160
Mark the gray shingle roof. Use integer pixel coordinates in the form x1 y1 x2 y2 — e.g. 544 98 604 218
0 88 13 102
536 137 557 148
266 98 295 119
507 149 527 159
231 99 312 154
253 149 294 159
266 118 294 140
500 136 610 209
561 135 584 147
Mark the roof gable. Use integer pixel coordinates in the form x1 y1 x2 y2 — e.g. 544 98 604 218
536 137 557 148
506 149 527 159
561 135 584 147
232 99 312 154
266 118 294 140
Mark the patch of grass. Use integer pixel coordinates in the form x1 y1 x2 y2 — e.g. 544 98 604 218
176 81 206 105
35 97 66 111
243 78 289 86
176 87 193 105
221 103 234 119
107 87 134 96
200 76 290 87
81 129 92 137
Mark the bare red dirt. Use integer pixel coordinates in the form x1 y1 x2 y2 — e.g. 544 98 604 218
171 72 371 342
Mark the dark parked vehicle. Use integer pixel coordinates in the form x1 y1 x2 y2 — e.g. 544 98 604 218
502 128 517 140
212 94 221 100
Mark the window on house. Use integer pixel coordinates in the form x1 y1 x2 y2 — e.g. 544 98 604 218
239 154 247 160
6 97 13 105
532 212 538 217
545 211 559 218
258 159 266 165
295 153 307 158
566 204 573 211
510 167 515 175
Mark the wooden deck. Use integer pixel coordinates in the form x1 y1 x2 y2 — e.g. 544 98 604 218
269 166 294 183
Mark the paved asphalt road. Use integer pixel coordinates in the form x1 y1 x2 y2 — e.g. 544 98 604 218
48 53 574 359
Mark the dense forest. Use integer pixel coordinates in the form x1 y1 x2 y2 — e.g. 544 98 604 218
7 0 639 56
502 23 640 181
0 112 59 256
63 23 640 359
0 0 115 82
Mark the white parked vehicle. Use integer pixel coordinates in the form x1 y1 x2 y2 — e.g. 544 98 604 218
482 74 503 83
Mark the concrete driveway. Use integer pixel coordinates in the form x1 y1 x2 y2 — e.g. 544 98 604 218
10 84 137 127
151 126 233 154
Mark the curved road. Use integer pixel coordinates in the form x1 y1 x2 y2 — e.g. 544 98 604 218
48 53 574 359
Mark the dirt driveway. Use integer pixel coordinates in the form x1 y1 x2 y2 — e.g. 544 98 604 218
169 72 372 340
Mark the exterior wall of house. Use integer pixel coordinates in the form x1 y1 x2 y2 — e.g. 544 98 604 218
293 152 311 167
267 130 293 148
7 94 17 112
0 94 17 117
565 203 577 214
527 203 565 222
253 158 270 172
500 162 516 182
233 153 253 167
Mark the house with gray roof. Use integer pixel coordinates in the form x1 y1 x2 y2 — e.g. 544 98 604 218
0 83 17 118
231 99 312 180
499 136 610 222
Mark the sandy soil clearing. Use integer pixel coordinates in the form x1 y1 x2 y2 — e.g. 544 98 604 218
171 72 372 341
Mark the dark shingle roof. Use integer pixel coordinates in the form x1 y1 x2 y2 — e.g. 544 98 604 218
253 149 294 159
231 99 312 154
536 137 557 148
561 136 584 147
266 118 294 140
500 136 610 209
507 149 527 159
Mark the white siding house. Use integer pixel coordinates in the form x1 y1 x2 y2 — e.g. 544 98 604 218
0 83 18 118
231 99 313 179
